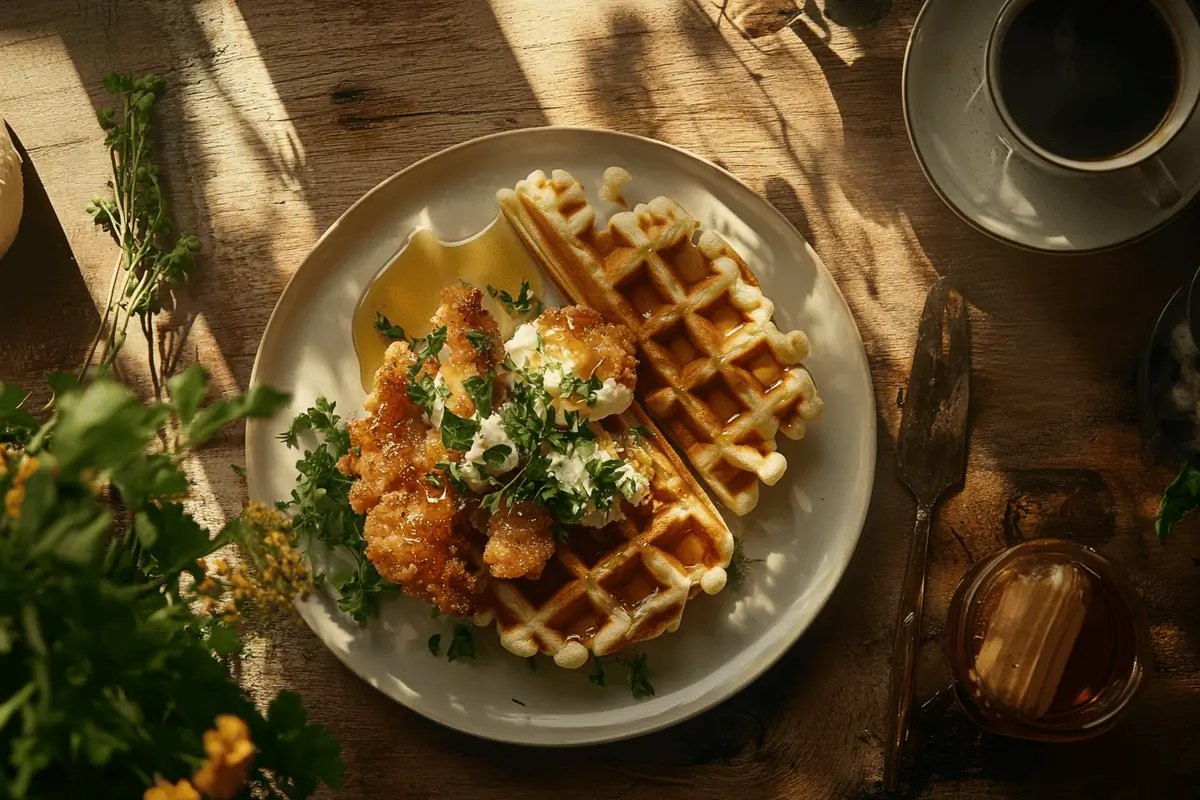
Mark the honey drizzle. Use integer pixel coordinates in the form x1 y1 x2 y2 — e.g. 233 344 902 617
351 215 545 391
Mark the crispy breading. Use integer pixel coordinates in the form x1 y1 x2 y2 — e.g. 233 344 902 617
339 340 431 514
363 487 480 616
338 291 513 617
537 305 637 391
484 502 555 580
432 284 504 419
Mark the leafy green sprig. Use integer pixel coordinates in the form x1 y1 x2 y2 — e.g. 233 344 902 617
278 399 389 621
487 280 542 317
81 74 201 389
1157 456 1200 540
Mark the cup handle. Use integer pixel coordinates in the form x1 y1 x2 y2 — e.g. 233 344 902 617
1135 156 1182 209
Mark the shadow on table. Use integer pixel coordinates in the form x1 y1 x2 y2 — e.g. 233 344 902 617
0 124 98 401
23 0 552 395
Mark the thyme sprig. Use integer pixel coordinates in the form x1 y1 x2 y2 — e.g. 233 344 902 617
81 73 200 392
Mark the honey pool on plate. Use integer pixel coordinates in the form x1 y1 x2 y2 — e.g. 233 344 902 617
351 215 545 389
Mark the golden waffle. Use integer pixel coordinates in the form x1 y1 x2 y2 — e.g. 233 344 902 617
475 403 733 668
497 169 823 515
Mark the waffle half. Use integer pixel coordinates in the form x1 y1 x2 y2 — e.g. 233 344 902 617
497 169 823 515
475 403 733 669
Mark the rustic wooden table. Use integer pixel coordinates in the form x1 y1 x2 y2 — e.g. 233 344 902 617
3 1 1200 797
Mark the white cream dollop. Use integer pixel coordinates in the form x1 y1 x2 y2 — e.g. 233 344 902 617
460 413 519 492
590 378 634 420
504 321 541 368
547 445 651 529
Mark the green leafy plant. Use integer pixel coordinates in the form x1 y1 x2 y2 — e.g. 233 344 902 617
278 399 388 621
0 372 342 799
81 74 201 390
1157 456 1200 540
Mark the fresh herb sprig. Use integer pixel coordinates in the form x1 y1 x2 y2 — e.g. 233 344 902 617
408 326 448 379
373 312 406 340
279 398 390 621
727 537 764 590
487 280 542 317
81 74 201 392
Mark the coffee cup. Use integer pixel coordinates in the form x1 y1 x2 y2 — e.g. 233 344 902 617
984 0 1200 208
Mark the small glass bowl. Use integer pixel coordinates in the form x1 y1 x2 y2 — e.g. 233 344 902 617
946 538 1149 741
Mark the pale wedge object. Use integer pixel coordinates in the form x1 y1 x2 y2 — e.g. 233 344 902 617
973 563 1092 720
0 121 23 262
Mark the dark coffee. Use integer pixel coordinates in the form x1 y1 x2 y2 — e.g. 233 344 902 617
998 0 1179 161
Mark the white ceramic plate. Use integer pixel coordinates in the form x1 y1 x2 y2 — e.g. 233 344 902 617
245 128 876 745
904 0 1200 253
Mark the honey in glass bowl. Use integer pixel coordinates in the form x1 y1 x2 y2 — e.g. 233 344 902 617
946 538 1149 741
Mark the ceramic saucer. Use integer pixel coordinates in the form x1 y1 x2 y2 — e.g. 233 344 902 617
903 0 1200 253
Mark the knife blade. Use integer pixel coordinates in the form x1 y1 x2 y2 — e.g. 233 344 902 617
883 277 970 791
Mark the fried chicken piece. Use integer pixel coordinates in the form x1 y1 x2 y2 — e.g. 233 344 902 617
363 486 481 616
339 339 483 615
431 284 504 419
484 502 556 580
537 305 638 391
340 340 434 514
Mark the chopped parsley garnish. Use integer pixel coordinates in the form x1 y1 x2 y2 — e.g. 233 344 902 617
407 325 448 379
589 655 654 698
558 372 603 406
427 633 442 656
436 460 470 493
727 537 763 590
440 409 479 451
465 329 493 356
463 371 495 418
624 654 655 699
487 280 540 317
552 523 569 543
447 623 476 662
406 372 448 417
424 472 443 489
629 425 650 442
374 312 407 340
481 444 512 471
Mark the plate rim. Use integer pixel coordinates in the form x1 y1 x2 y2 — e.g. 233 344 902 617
245 125 877 745
902 0 1197 256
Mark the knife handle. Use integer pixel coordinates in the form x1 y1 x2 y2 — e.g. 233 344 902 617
883 500 934 792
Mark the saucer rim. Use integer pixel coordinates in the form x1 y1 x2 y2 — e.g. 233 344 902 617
902 0 1196 255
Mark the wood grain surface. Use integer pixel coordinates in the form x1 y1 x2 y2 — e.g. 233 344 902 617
2 1 1199 797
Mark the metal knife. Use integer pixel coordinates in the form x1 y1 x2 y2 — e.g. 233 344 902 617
883 277 971 791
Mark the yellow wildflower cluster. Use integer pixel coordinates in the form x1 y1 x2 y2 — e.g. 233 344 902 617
193 715 256 798
144 777 200 800
195 502 311 623
2 452 39 520
143 715 255 800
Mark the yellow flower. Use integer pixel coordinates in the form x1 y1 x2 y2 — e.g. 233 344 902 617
144 777 201 800
4 455 39 519
191 714 256 800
